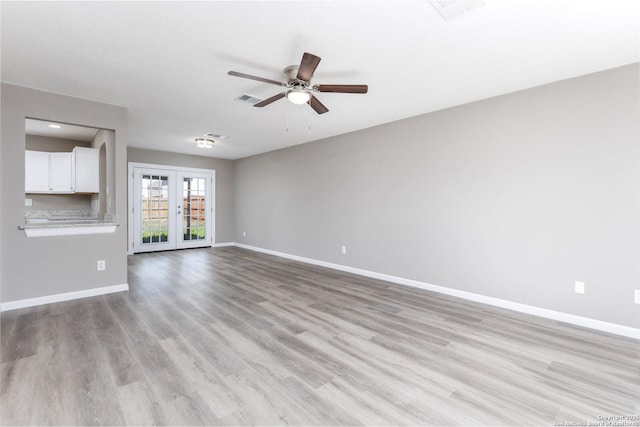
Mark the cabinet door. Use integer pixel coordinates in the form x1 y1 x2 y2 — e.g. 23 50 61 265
25 150 50 192
49 153 75 193
74 147 99 193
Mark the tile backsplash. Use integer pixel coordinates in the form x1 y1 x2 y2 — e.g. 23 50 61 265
26 209 97 222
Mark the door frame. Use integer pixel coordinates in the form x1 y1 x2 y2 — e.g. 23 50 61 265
127 162 216 255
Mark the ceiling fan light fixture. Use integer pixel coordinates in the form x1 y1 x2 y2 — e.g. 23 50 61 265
195 137 215 149
286 89 311 105
228 51 367 114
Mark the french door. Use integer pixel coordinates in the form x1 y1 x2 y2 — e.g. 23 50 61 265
130 164 214 253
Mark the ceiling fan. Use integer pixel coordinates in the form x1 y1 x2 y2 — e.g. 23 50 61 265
227 52 368 114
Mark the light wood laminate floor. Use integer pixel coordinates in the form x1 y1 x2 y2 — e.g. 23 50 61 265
1 247 638 425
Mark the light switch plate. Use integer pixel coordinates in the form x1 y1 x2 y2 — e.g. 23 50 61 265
575 281 585 294
25 198 32 206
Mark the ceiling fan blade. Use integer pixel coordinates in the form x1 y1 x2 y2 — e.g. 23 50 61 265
308 95 329 114
253 92 286 107
227 71 285 87
296 52 321 81
314 84 368 94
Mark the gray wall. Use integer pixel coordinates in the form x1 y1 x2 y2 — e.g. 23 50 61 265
1 83 128 302
25 194 93 212
92 129 117 220
127 147 235 243
235 64 640 328
25 134 91 152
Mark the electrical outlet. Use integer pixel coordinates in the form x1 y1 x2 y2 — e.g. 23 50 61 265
25 198 32 206
574 281 585 294
635 289 640 304
97 260 106 271
243 231 246 238
341 246 347 255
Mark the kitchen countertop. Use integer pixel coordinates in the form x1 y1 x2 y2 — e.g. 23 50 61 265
20 220 118 229
21 210 118 236
19 220 119 237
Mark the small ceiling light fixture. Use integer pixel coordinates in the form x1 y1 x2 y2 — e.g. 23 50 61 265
204 132 228 139
195 137 215 149
286 89 311 105
48 124 62 129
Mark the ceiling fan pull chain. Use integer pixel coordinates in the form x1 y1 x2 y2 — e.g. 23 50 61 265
307 106 311 130
286 101 290 132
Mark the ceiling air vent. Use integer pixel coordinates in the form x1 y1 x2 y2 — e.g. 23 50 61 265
430 0 484 21
236 93 264 104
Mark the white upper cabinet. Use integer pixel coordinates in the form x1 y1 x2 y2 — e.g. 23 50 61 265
25 147 99 194
74 147 99 193
25 150 50 192
49 152 75 193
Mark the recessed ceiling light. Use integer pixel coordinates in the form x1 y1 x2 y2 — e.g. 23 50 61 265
48 124 62 129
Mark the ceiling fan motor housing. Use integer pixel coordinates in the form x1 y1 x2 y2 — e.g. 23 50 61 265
284 65 300 82
284 65 312 89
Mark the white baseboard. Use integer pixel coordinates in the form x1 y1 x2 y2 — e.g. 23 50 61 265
0 283 129 312
212 242 235 248
233 243 639 340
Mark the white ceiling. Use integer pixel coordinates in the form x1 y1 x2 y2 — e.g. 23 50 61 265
25 118 99 142
2 1 638 160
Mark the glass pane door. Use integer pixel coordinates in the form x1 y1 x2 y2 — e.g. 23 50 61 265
177 172 212 249
142 174 169 244
133 168 176 252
